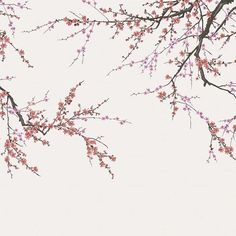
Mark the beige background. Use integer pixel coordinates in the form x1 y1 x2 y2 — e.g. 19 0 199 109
0 0 236 235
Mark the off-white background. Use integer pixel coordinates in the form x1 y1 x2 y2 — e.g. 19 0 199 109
0 1 236 235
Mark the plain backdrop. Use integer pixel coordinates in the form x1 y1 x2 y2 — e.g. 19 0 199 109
0 0 236 235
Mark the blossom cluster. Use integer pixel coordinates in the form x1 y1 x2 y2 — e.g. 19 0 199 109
0 83 127 178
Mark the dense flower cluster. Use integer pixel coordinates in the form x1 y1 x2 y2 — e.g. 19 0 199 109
0 83 128 178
